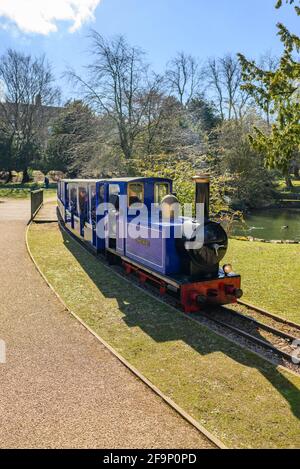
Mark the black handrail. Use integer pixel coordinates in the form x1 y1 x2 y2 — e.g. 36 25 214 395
30 189 43 220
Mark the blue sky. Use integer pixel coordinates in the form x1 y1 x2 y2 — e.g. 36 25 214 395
0 0 298 99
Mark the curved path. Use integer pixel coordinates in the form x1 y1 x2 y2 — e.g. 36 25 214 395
0 198 212 449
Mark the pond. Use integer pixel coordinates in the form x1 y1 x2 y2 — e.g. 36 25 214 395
232 208 300 241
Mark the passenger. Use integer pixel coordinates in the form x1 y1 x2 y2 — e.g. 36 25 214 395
70 189 77 214
91 190 97 225
79 189 88 222
44 176 49 189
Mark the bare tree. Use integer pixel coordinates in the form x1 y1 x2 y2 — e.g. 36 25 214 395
165 52 202 105
258 51 280 125
206 58 225 120
220 55 242 119
137 75 170 155
205 54 250 120
68 32 158 167
0 49 60 182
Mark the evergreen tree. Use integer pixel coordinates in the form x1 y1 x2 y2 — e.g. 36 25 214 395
187 95 221 132
45 101 98 177
238 0 300 187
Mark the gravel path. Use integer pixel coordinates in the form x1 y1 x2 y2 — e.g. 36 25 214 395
0 198 213 449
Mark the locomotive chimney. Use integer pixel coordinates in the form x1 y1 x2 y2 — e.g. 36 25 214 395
192 175 210 220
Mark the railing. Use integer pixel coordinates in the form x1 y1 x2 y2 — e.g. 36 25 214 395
30 189 43 220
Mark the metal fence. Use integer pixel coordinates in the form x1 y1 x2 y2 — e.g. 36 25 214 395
30 189 43 220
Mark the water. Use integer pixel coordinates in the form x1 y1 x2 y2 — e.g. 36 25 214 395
232 209 300 241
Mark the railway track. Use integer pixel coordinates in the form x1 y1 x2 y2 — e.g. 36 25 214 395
237 299 300 330
57 216 300 373
192 305 300 367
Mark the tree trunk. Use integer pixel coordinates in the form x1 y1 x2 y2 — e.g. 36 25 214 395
5 170 12 183
285 175 293 190
22 168 30 184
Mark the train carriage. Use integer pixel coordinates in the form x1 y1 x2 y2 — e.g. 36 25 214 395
57 175 242 313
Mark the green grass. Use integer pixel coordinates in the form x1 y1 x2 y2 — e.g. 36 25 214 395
225 240 300 324
0 182 57 199
28 223 300 449
277 179 300 190
277 179 300 201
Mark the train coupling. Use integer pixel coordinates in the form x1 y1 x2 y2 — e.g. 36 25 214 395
225 285 243 299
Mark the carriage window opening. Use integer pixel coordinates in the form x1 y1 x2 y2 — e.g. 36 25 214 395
109 184 120 210
155 183 170 204
128 183 144 207
70 186 77 213
90 184 97 223
78 186 88 219
109 184 120 196
99 185 105 204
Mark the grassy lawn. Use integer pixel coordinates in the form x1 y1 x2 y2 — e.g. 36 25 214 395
28 223 300 449
225 240 300 324
277 179 300 191
277 179 300 201
0 182 57 200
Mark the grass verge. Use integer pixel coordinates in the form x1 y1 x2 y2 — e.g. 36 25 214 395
28 223 300 449
0 182 57 199
277 179 300 201
225 240 300 324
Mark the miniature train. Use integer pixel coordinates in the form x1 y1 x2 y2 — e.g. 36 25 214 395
57 175 242 313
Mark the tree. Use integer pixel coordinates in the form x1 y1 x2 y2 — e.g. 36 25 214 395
136 84 170 156
0 118 15 180
68 33 159 171
141 154 231 216
0 121 16 180
45 101 98 177
209 118 276 210
258 51 280 124
275 0 299 11
187 95 221 133
0 49 60 182
165 52 202 105
205 54 250 121
238 0 300 188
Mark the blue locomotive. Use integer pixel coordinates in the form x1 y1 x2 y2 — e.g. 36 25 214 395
57 175 242 312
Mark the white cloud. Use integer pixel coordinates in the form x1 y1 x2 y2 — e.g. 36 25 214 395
0 0 101 35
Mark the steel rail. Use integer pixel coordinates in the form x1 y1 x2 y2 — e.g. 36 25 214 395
195 313 297 364
56 213 299 369
221 306 300 342
238 299 300 330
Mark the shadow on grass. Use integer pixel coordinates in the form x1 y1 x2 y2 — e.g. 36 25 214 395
61 227 300 421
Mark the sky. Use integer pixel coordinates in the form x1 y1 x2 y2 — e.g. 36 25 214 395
0 0 298 99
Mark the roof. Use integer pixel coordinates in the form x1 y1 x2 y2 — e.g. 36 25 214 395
61 178 105 183
61 177 172 183
108 177 172 183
